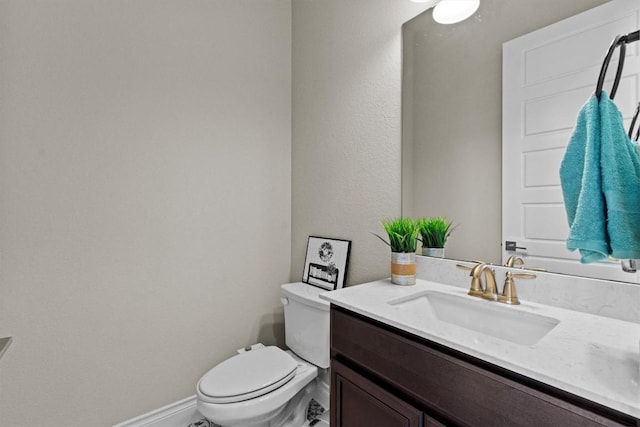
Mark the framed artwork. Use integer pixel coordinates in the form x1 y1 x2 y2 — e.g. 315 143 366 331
302 236 351 291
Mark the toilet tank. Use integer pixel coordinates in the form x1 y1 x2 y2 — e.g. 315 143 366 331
281 282 330 369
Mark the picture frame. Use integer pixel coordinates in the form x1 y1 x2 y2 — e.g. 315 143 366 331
302 236 351 291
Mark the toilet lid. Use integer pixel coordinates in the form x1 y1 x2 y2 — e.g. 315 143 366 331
198 346 297 404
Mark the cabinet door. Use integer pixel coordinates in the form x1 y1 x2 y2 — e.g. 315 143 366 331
332 360 424 427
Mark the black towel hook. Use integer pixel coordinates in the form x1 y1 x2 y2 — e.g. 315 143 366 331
630 102 640 142
595 30 640 101
595 34 626 100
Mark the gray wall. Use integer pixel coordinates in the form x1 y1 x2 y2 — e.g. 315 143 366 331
402 0 608 263
291 0 430 286
0 1 291 425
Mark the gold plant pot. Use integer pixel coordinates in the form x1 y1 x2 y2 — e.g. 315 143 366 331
391 252 416 285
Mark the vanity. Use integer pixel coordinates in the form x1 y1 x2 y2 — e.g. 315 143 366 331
320 258 640 426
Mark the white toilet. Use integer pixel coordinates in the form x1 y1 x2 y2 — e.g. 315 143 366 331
196 282 331 427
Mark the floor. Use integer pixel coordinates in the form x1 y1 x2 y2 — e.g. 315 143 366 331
185 399 327 427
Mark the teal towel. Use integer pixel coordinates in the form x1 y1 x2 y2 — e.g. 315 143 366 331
560 95 608 262
560 92 640 262
599 94 640 259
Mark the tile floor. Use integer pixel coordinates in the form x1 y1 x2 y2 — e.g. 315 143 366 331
185 399 326 427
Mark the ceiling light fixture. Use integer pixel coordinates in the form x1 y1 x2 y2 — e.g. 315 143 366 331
432 0 480 24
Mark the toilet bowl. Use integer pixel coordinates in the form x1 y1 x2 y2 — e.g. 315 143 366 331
196 282 331 427
197 347 318 427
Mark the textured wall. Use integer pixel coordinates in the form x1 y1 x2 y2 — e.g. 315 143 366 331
291 0 430 287
0 1 291 425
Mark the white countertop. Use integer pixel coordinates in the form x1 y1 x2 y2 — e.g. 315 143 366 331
321 279 640 419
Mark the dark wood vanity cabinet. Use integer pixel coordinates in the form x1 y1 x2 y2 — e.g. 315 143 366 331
332 359 425 427
330 305 638 427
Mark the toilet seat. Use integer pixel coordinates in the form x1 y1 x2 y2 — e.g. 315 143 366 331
197 351 319 427
198 346 297 404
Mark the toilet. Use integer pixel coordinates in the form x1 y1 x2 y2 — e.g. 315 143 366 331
196 282 331 427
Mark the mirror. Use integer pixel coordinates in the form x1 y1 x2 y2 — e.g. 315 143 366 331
401 0 614 271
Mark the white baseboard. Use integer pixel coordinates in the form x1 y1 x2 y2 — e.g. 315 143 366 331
113 395 199 427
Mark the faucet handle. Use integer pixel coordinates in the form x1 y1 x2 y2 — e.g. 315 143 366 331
498 271 536 305
504 255 548 272
504 255 524 268
455 260 486 270
511 272 537 280
455 263 473 271
455 262 484 297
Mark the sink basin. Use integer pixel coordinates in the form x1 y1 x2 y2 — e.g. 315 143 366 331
388 291 559 345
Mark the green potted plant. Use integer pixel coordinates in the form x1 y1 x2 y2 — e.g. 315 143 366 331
375 217 419 285
417 216 454 258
